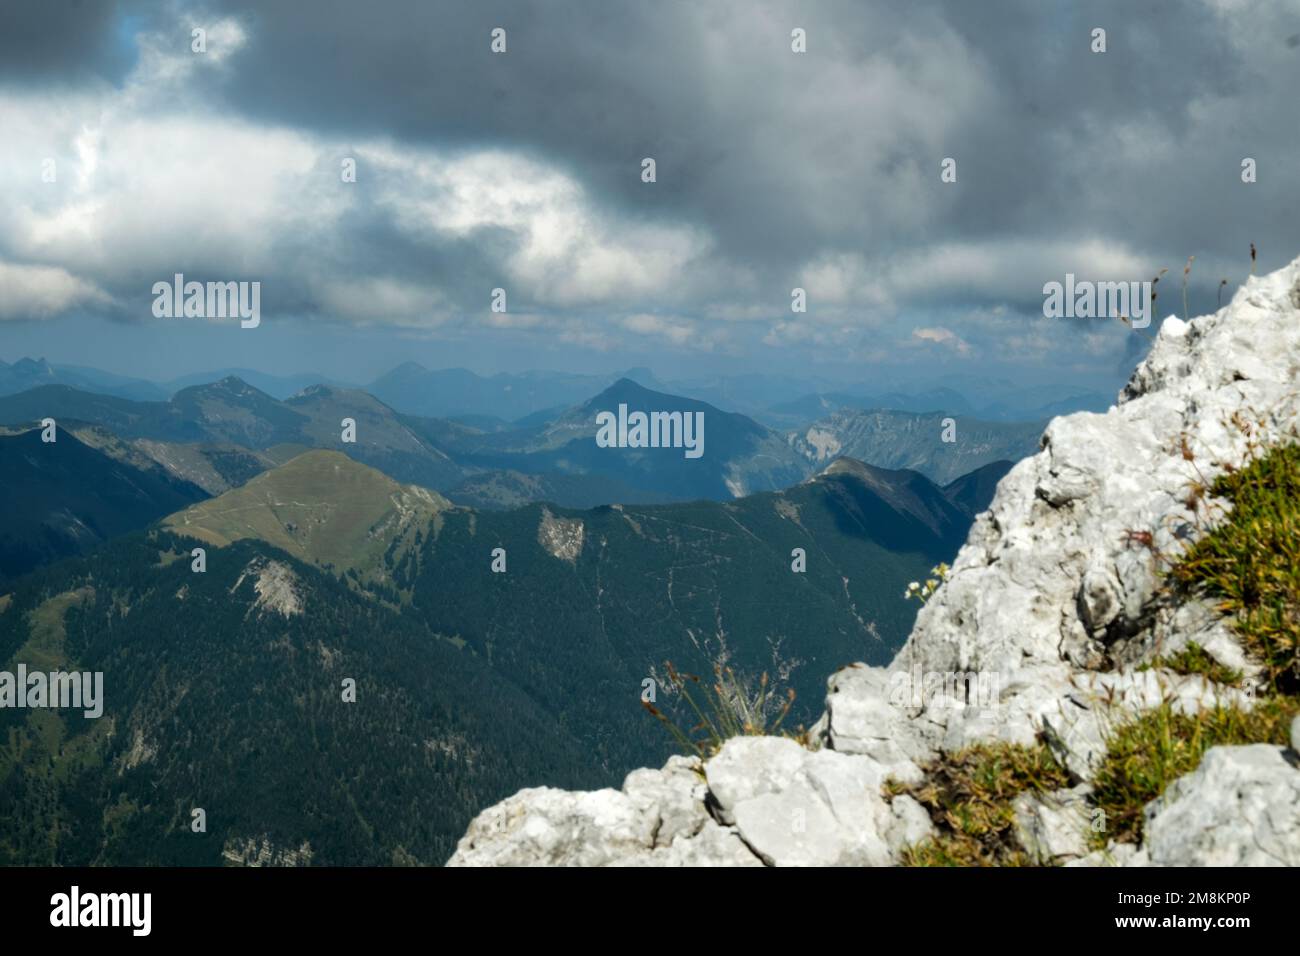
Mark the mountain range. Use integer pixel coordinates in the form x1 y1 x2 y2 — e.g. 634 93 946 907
434 378 810 500
0 377 463 494
0 357 168 403
0 375 1036 508
0 351 1041 864
758 385 1112 428
2 355 1112 424
0 435 1009 864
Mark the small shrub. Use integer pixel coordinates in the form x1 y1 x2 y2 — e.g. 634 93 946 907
643 661 795 759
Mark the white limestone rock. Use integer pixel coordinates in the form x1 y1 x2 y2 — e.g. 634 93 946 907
919 661 1253 782
1141 745 1300 866
449 755 711 866
623 755 711 847
448 786 657 867
895 257 1300 753
705 736 927 866
820 663 940 765
885 794 935 856
1065 842 1149 867
1013 785 1094 864
613 820 763 868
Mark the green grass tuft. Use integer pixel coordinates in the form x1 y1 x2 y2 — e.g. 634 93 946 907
1169 441 1300 692
1137 641 1243 686
1088 696 1298 847
893 741 1071 867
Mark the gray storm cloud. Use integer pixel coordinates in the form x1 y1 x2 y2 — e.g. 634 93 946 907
0 0 1296 373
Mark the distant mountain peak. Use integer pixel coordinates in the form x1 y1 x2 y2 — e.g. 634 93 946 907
585 377 686 408
809 454 966 541
179 376 279 404
12 356 54 376
292 383 335 398
287 384 392 412
817 456 896 481
815 455 933 496
208 375 256 392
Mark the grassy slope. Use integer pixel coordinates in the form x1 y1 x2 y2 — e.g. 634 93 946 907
164 450 449 581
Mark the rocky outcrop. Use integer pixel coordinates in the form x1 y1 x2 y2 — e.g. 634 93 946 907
451 739 932 867
233 557 304 618
449 256 1300 867
1141 745 1300 866
221 836 315 867
537 507 584 562
451 755 761 867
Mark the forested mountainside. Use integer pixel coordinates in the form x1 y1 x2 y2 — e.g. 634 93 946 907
0 448 984 864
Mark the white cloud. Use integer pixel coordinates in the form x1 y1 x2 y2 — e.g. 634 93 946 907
316 276 449 326
911 326 972 355
372 147 711 307
0 259 110 319
798 238 1151 317
0 20 715 327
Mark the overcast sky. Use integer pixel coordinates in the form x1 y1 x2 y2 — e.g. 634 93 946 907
1 0 1297 389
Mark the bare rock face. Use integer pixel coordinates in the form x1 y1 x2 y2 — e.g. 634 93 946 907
537 507 584 562
703 736 927 866
449 257 1300 867
1013 785 1094 864
1141 746 1300 866
221 836 314 867
232 558 303 618
448 738 929 867
449 755 759 867
880 256 1300 790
